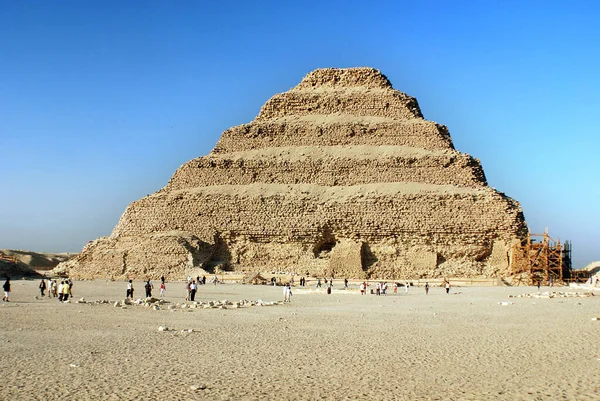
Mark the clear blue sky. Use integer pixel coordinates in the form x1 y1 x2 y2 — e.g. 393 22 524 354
1 0 598 268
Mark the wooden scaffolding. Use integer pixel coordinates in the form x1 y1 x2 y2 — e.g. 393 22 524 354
510 229 571 285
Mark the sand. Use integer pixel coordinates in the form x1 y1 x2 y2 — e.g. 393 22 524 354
1 280 600 400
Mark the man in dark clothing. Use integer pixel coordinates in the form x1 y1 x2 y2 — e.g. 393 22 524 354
3 278 10 302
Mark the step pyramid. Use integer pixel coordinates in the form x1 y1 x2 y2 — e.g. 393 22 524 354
63 68 527 280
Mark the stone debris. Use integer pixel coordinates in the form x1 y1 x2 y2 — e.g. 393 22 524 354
190 384 207 391
509 292 594 299
91 298 281 311
58 67 526 282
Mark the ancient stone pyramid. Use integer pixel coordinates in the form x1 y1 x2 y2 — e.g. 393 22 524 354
64 67 527 280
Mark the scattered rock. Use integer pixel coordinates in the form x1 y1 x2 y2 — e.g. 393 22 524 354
190 384 207 391
510 292 594 299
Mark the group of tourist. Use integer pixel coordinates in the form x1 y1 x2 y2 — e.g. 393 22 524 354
125 276 169 299
3 274 451 305
184 275 207 301
35 277 74 301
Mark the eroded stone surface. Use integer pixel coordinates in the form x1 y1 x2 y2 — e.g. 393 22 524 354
59 67 527 280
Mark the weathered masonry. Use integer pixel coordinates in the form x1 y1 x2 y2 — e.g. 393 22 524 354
61 68 528 280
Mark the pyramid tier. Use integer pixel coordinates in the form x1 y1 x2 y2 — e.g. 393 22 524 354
213 116 453 153
165 146 487 191
114 183 524 246
256 88 422 121
293 67 394 90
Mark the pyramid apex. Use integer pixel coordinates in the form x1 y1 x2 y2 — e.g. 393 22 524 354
294 67 393 90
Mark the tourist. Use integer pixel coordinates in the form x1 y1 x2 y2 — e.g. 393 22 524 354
376 282 381 296
51 280 58 297
145 280 153 298
445 281 450 294
344 278 349 289
185 280 191 301
47 278 53 297
405 281 409 294
213 274 218 285
126 280 134 299
39 279 46 297
290 276 294 286
62 280 71 302
317 278 321 288
160 275 165 284
382 282 387 295
360 282 365 295
425 282 429 295
2 277 10 302
283 284 292 302
190 280 197 301
160 281 166 297
67 278 74 297
202 275 206 285
393 283 398 294
57 281 64 302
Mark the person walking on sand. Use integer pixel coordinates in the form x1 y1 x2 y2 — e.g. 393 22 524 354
190 280 197 302
2 278 10 302
160 281 166 298
445 281 450 294
185 280 191 301
344 278 349 289
57 281 64 302
62 280 71 302
283 284 292 302
145 280 153 298
317 278 321 288
39 279 46 297
425 282 430 295
405 281 409 294
126 280 134 299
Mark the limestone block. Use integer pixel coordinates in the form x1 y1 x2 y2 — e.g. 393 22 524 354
324 239 366 279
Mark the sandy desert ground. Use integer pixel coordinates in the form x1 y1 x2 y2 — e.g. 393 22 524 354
1 279 600 400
